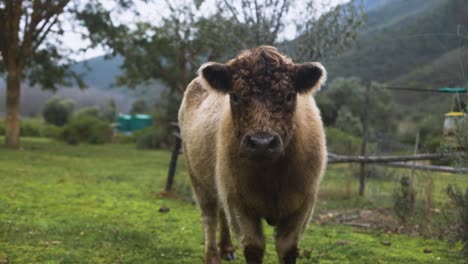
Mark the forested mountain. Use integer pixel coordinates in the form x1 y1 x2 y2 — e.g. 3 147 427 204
326 0 468 88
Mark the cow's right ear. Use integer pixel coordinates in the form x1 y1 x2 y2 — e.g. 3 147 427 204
199 62 233 93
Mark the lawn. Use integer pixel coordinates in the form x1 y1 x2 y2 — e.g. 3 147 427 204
0 138 465 263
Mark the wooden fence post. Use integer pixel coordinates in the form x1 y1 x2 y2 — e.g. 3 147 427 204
164 123 181 192
359 84 370 196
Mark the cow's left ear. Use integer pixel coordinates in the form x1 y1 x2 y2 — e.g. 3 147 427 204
294 62 327 94
199 62 233 93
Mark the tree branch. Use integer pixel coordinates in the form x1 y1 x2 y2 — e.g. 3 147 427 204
18 0 69 68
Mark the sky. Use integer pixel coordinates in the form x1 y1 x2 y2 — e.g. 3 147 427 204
63 0 350 61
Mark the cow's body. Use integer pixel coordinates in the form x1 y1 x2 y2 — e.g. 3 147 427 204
179 46 327 264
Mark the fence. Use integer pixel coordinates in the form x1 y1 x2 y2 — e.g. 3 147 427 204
163 124 467 194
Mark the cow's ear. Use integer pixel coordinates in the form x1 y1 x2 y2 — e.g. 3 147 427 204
199 62 233 93
294 62 327 94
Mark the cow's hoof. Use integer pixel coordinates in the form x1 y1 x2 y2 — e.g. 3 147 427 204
222 251 236 261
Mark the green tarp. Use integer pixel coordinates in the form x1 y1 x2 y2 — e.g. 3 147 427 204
117 114 152 133
437 88 468 93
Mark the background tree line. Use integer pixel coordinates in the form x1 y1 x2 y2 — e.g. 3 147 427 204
0 0 364 149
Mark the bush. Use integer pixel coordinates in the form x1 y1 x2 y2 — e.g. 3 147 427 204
130 99 150 115
114 133 137 144
326 127 362 155
393 176 416 223
134 126 171 149
41 124 63 139
445 184 468 256
335 107 362 136
0 119 4 135
20 119 43 137
42 97 75 126
74 106 101 119
61 116 112 145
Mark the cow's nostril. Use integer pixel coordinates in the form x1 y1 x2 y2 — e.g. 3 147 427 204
245 136 253 148
268 135 279 150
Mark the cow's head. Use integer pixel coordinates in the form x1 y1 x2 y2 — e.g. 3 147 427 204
200 46 326 160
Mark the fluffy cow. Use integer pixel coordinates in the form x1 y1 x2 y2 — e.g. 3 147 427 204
178 46 327 264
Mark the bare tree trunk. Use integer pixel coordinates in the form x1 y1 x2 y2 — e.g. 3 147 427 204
4 70 21 149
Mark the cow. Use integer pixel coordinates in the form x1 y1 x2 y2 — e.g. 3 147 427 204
178 46 327 264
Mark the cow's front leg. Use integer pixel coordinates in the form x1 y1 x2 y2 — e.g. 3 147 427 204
275 200 316 264
218 208 236 261
225 199 265 264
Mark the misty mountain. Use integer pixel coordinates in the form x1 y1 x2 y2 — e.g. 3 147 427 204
0 55 167 117
326 0 468 88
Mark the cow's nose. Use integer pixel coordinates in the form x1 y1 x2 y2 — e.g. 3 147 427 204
242 132 283 160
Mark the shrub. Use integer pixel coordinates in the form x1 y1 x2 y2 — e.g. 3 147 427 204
335 107 362 136
326 127 362 155
0 119 4 135
134 126 171 149
74 106 101 119
393 176 416 223
42 97 75 126
41 124 63 139
20 119 43 137
115 133 137 144
445 184 468 256
130 99 150 115
61 116 112 145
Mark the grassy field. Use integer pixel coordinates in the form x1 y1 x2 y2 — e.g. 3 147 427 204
0 138 466 263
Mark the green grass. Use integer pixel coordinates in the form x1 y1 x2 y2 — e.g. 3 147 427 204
0 138 465 263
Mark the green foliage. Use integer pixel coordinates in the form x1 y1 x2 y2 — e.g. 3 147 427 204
42 97 75 127
61 116 112 145
134 126 171 150
325 0 467 87
40 124 63 139
0 120 4 135
326 127 362 155
335 107 362 136
16 118 63 139
130 99 150 115
103 98 117 122
393 176 416 223
74 106 101 119
445 184 468 256
19 119 43 137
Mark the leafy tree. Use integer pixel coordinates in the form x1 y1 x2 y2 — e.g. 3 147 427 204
335 106 362 136
81 0 364 141
217 0 365 60
103 98 117 122
0 0 137 148
318 77 398 136
42 97 75 126
74 106 100 119
130 99 149 115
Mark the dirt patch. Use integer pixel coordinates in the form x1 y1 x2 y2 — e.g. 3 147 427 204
313 208 439 236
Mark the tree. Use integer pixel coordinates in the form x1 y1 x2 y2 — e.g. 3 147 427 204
103 98 117 122
216 0 365 60
130 99 149 115
82 0 364 138
317 77 398 137
1 1 71 148
42 97 75 126
0 0 137 148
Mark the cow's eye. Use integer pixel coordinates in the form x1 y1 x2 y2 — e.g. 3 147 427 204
285 92 296 104
230 92 240 104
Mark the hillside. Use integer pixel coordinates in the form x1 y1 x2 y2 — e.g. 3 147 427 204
325 0 468 88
